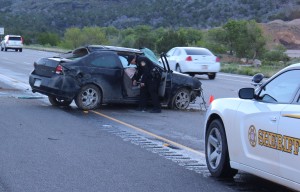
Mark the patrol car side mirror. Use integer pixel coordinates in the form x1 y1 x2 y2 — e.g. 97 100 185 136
239 88 254 99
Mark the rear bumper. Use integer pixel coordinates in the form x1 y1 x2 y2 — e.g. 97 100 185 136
29 74 80 100
181 62 220 73
3 44 23 49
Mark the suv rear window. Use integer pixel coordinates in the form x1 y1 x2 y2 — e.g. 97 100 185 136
184 48 212 56
9 37 22 41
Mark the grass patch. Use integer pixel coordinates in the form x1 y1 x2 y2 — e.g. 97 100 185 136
24 45 69 53
221 58 300 78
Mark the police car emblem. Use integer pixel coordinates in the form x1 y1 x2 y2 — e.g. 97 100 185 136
248 125 256 147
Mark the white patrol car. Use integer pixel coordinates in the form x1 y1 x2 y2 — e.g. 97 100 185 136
204 63 300 191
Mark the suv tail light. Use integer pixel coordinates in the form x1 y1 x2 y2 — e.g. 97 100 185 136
186 56 193 61
55 65 63 74
216 57 220 62
21 37 24 44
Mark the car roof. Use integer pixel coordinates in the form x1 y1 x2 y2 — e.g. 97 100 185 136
175 47 208 50
285 63 300 70
266 63 300 82
6 35 22 37
87 45 143 54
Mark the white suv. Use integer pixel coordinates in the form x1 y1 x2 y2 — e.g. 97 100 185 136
1 35 23 52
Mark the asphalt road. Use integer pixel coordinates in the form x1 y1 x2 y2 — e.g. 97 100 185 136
0 49 292 192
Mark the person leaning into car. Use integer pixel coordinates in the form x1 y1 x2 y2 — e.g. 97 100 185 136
127 54 161 113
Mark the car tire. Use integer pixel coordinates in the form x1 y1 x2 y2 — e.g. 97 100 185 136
208 73 216 80
175 64 182 73
5 48 7 51
75 84 101 110
48 96 72 107
1 47 3 51
170 88 190 110
15 49 18 52
205 119 238 178
20 48 22 52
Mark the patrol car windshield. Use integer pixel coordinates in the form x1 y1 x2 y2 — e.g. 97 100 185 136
141 48 163 68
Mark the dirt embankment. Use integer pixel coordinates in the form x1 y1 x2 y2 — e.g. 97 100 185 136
261 19 300 50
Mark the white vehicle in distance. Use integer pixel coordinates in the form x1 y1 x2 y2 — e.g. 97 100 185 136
164 47 220 79
1 35 23 52
204 63 300 191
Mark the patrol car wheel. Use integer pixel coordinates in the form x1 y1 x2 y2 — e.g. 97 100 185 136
171 88 190 110
205 119 237 178
75 84 101 110
48 96 72 106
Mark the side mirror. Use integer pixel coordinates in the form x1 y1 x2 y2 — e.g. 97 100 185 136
239 88 254 99
251 73 264 86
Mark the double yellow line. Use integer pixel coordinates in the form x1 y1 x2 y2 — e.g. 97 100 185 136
91 110 205 157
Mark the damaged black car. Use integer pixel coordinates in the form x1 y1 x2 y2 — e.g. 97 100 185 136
29 45 202 110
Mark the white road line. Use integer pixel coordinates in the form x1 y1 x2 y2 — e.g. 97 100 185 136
217 77 251 84
218 72 253 79
0 73 31 90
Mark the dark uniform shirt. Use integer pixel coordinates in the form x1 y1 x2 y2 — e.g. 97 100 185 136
133 55 155 83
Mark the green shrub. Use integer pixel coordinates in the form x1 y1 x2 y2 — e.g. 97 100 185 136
262 45 289 62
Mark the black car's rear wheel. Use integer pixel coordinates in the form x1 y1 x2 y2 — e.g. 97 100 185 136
75 84 101 110
48 96 72 106
205 119 237 178
170 88 190 110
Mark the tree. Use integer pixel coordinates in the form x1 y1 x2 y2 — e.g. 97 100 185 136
61 27 83 49
244 20 266 59
156 30 187 54
223 20 266 58
132 25 156 50
37 32 60 46
177 28 203 46
81 27 108 45
223 20 246 55
61 27 108 49
199 28 227 54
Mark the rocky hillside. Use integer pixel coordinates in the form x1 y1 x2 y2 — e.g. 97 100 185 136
0 0 299 33
261 19 300 49
0 0 300 49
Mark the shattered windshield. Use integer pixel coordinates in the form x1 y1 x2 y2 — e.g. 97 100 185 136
141 48 163 68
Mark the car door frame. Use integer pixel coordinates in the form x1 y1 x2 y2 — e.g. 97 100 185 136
276 73 300 185
77 51 124 103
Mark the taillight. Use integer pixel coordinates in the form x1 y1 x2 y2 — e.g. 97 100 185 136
55 65 63 74
216 57 220 62
21 37 24 44
186 56 193 61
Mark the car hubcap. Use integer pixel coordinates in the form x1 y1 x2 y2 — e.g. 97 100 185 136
81 88 98 107
175 91 189 109
207 127 223 169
